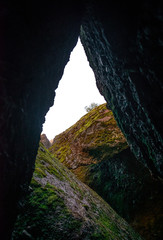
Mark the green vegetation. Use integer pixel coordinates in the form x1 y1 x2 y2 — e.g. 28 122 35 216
50 103 127 169
49 103 130 213
49 103 163 240
12 143 142 240
13 180 82 239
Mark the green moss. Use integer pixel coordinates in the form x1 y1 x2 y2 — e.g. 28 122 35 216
49 137 71 167
46 165 64 180
34 167 47 178
50 103 127 173
56 145 71 163
47 103 159 239
73 104 109 138
34 143 68 181
13 180 82 239
13 142 142 240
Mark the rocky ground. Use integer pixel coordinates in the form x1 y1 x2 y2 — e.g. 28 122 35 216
12 143 142 240
50 104 163 240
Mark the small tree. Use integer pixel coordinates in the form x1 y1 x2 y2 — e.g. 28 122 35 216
85 103 99 112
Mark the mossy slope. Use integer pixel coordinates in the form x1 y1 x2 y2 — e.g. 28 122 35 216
50 104 163 240
50 103 127 170
12 143 142 240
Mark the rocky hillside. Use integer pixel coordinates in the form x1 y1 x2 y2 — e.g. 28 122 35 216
12 143 142 240
50 104 127 171
50 104 163 240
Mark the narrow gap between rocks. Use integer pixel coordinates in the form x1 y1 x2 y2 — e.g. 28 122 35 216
42 37 105 141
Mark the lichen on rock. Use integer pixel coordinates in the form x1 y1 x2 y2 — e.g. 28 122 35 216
50 104 127 170
50 103 163 240
12 143 142 240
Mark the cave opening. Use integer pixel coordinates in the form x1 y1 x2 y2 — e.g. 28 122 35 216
42 38 105 140
1 1 163 239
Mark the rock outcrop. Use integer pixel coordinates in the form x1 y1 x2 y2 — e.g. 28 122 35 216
50 104 163 240
51 104 127 170
0 2 83 238
12 143 142 240
40 134 51 149
80 1 163 179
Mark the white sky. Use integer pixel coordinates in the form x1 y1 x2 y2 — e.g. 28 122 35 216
42 38 105 140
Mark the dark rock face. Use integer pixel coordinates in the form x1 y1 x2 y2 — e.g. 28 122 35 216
0 1 162 239
0 1 83 238
87 148 163 240
40 134 51 149
80 0 163 179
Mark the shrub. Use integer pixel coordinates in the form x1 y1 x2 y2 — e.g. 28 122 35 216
85 103 99 112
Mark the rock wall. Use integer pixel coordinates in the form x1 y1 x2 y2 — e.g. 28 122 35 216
80 0 163 179
0 1 162 239
50 103 163 240
0 1 83 238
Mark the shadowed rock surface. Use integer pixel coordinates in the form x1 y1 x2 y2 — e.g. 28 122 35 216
0 2 83 238
12 143 142 240
50 104 163 240
0 1 162 238
80 2 163 179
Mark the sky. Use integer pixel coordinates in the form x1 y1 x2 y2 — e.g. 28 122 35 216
42 38 105 140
